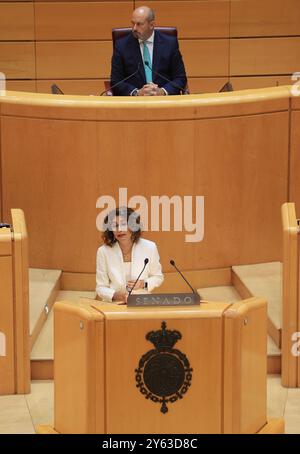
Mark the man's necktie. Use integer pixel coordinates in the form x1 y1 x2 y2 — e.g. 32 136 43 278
143 42 152 83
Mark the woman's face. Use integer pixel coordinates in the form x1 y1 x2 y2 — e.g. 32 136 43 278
111 216 132 243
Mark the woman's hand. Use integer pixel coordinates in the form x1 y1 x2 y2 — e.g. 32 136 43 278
112 291 128 304
126 280 145 290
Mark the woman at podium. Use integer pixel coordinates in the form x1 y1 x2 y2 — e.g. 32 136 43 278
96 206 164 303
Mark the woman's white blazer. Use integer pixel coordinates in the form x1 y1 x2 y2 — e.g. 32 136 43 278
96 238 164 302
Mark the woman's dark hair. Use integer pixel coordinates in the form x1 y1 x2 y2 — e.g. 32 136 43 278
102 206 141 246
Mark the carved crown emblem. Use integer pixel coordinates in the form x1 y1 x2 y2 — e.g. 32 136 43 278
135 321 193 414
146 321 181 350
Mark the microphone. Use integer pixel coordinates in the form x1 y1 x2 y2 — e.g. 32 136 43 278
128 258 149 295
219 81 233 93
144 61 189 95
51 84 64 95
100 63 141 96
170 259 196 293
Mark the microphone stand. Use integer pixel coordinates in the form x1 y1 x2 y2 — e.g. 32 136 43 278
100 63 141 96
128 258 149 296
169 259 196 293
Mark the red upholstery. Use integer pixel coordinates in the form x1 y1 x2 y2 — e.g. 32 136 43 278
103 80 113 96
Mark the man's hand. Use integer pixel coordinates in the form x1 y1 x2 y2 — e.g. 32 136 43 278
138 83 165 96
151 86 166 96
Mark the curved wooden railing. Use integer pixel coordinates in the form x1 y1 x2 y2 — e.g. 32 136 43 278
0 86 297 275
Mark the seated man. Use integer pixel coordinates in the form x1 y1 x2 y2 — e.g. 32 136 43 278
110 5 187 96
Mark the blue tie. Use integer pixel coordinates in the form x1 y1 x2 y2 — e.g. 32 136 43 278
143 41 152 83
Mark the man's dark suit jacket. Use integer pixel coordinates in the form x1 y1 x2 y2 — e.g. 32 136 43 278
110 30 187 96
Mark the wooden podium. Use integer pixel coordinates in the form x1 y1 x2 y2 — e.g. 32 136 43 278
0 209 30 395
48 296 284 434
281 202 300 387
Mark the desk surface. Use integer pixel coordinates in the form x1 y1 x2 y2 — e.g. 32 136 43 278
0 86 292 121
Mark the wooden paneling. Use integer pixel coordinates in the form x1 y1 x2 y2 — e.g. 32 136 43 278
97 117 197 272
0 2 34 40
0 90 289 272
61 267 232 292
136 1 230 38
188 77 229 94
37 77 230 96
36 41 111 78
0 255 14 395
230 38 300 76
54 302 104 434
37 79 103 95
32 39 228 83
0 0 131 1
1 0 300 92
155 268 232 293
231 76 292 91
0 117 2 219
0 42 35 79
11 209 30 394
292 95 300 110
231 0 300 37
1 116 100 272
180 39 229 77
290 111 300 213
52 298 271 433
31 359 53 380
224 298 267 433
61 271 96 291
267 356 281 375
105 313 223 433
35 2 133 40
193 111 288 267
6 80 36 92
281 203 298 387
